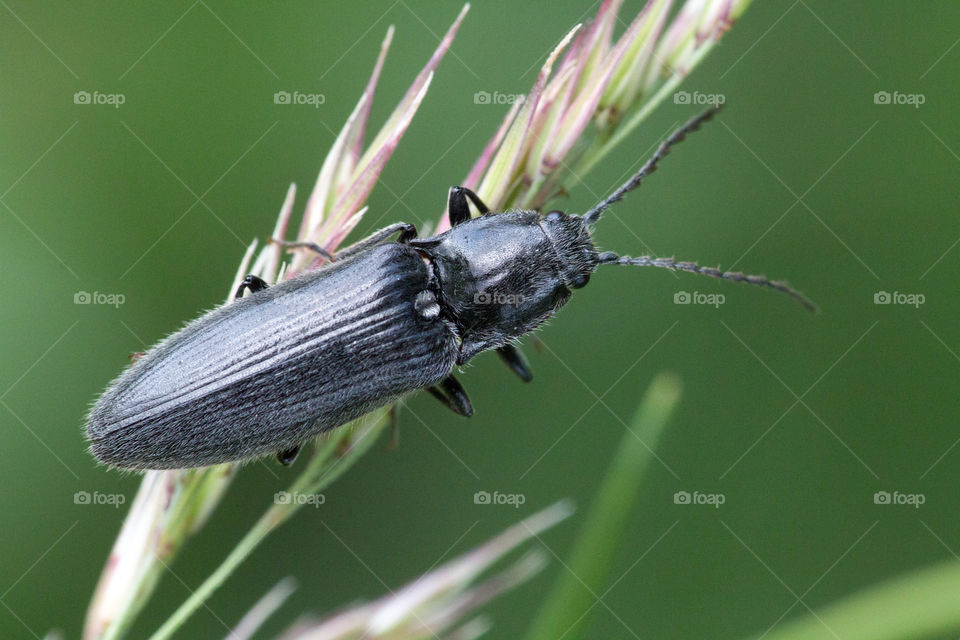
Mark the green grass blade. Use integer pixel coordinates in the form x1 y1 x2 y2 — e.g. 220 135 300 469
756 559 960 640
523 373 682 640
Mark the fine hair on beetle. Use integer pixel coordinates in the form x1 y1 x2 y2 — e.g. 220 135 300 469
86 105 813 470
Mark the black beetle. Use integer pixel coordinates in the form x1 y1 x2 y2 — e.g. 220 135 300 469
87 106 812 470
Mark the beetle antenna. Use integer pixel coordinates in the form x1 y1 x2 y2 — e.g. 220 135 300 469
581 105 723 226
597 251 817 312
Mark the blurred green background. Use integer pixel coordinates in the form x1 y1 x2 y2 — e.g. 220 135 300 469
2 1 959 638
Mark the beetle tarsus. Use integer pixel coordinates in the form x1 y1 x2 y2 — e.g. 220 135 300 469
427 374 474 417
276 445 301 466
497 345 533 382
270 239 335 263
335 222 419 261
235 275 269 300
447 186 490 226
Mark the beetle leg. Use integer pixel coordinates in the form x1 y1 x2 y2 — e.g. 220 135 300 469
270 239 334 263
235 275 269 300
447 186 490 226
276 445 301 466
447 187 470 226
497 344 533 382
426 374 474 417
335 222 419 261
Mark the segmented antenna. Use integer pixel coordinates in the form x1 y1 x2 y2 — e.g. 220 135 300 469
581 105 723 226
597 251 817 312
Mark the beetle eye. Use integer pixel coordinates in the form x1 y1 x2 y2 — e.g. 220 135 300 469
570 272 590 289
545 210 563 223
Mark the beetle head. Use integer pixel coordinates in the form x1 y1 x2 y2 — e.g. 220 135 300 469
538 210 598 290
